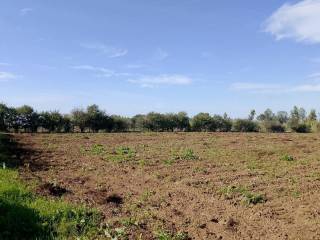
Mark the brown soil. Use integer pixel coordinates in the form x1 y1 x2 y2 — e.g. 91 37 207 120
14 132 320 239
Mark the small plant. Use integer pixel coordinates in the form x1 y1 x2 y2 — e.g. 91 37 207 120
107 146 136 163
174 149 199 161
121 217 139 227
155 230 189 240
104 225 128 239
115 146 135 158
281 154 294 162
243 192 266 205
219 185 266 205
90 144 106 155
163 159 175 166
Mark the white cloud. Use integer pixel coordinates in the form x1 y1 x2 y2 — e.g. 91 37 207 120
80 43 128 58
307 72 320 80
154 48 169 61
231 82 282 92
20 8 33 16
0 62 11 66
71 65 130 78
0 71 17 82
126 64 146 69
128 74 192 88
265 0 320 43
231 81 320 93
290 83 320 92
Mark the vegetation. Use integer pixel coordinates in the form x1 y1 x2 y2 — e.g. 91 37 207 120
0 134 102 239
0 103 319 133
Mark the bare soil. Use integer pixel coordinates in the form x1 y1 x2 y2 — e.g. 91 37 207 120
14 133 320 239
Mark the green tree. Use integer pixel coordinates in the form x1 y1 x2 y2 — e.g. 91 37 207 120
191 113 215 131
0 103 9 131
71 108 87 133
16 105 39 132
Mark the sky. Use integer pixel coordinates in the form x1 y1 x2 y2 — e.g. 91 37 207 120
1 0 320 117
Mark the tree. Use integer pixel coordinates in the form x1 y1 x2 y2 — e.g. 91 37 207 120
144 112 166 131
0 103 9 131
111 115 130 132
71 108 87 133
257 109 275 122
307 109 317 122
176 112 190 131
131 114 146 131
288 106 308 132
248 110 256 121
15 105 39 132
86 105 108 132
191 113 215 131
39 111 64 132
276 111 288 124
233 119 259 132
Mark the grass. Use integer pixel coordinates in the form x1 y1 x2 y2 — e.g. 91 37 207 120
280 154 294 162
219 185 266 205
173 148 199 161
154 230 189 240
0 134 102 240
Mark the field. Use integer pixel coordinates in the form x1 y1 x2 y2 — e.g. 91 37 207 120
7 132 320 239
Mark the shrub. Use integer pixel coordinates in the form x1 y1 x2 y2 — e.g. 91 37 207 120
280 154 294 161
291 123 311 133
268 122 285 133
173 149 199 161
232 119 259 132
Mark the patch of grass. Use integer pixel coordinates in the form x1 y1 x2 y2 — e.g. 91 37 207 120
163 159 175 166
280 154 294 162
0 134 102 239
90 144 106 155
154 230 189 240
0 169 101 240
107 146 136 163
219 185 266 205
103 225 128 239
173 148 199 161
243 192 266 205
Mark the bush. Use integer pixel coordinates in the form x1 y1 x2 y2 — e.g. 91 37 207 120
280 154 294 161
269 124 285 133
232 119 259 132
291 123 311 133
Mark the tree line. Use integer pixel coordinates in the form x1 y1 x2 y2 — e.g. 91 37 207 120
0 103 319 133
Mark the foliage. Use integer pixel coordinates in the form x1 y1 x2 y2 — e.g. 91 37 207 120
233 119 259 132
0 103 320 134
0 134 101 239
280 154 294 162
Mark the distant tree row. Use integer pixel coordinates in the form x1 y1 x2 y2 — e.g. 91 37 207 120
0 103 319 133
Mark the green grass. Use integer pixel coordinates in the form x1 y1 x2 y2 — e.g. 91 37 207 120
0 169 101 240
154 230 189 240
280 154 294 162
0 134 102 240
219 185 266 205
173 148 199 161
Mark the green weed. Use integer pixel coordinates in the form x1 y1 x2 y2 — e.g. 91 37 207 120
280 154 294 162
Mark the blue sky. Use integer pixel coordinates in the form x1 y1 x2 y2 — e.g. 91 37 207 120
1 0 320 117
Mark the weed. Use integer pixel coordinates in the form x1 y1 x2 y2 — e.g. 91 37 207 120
173 149 199 161
103 225 128 240
90 144 106 155
121 217 139 227
243 192 266 205
281 154 294 162
107 146 136 163
219 185 266 205
0 169 101 239
155 230 189 240
163 159 175 166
